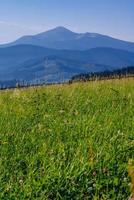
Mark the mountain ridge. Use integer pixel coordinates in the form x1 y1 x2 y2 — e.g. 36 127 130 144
0 26 134 87
1 26 134 52
0 44 134 87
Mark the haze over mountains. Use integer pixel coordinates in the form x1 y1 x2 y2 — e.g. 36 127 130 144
0 27 134 87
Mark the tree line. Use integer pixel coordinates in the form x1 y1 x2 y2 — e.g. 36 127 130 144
0 66 134 90
70 66 134 83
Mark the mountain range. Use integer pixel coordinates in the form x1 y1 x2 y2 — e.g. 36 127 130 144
0 27 134 87
1 26 134 52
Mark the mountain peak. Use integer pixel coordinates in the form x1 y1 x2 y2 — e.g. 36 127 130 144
35 26 77 41
46 26 75 34
1 26 134 52
54 26 70 31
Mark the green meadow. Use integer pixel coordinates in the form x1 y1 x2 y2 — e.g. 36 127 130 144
0 78 134 199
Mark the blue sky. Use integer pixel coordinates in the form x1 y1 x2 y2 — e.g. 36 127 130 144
0 0 133 43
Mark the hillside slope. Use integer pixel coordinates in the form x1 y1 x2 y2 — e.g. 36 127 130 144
0 79 133 199
1 45 134 87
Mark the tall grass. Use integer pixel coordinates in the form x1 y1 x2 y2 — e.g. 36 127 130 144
0 78 134 199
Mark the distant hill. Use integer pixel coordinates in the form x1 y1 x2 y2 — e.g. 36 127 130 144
1 26 134 52
0 45 134 87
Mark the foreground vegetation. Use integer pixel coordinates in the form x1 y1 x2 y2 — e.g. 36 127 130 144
0 78 134 199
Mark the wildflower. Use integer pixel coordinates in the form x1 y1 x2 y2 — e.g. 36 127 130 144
102 167 108 174
6 185 12 192
59 109 65 114
93 171 97 177
128 194 134 200
74 110 79 116
19 179 24 185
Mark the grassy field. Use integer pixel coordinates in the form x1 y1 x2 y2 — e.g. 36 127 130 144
0 78 134 199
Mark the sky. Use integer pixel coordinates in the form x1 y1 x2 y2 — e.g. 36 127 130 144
0 0 134 44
